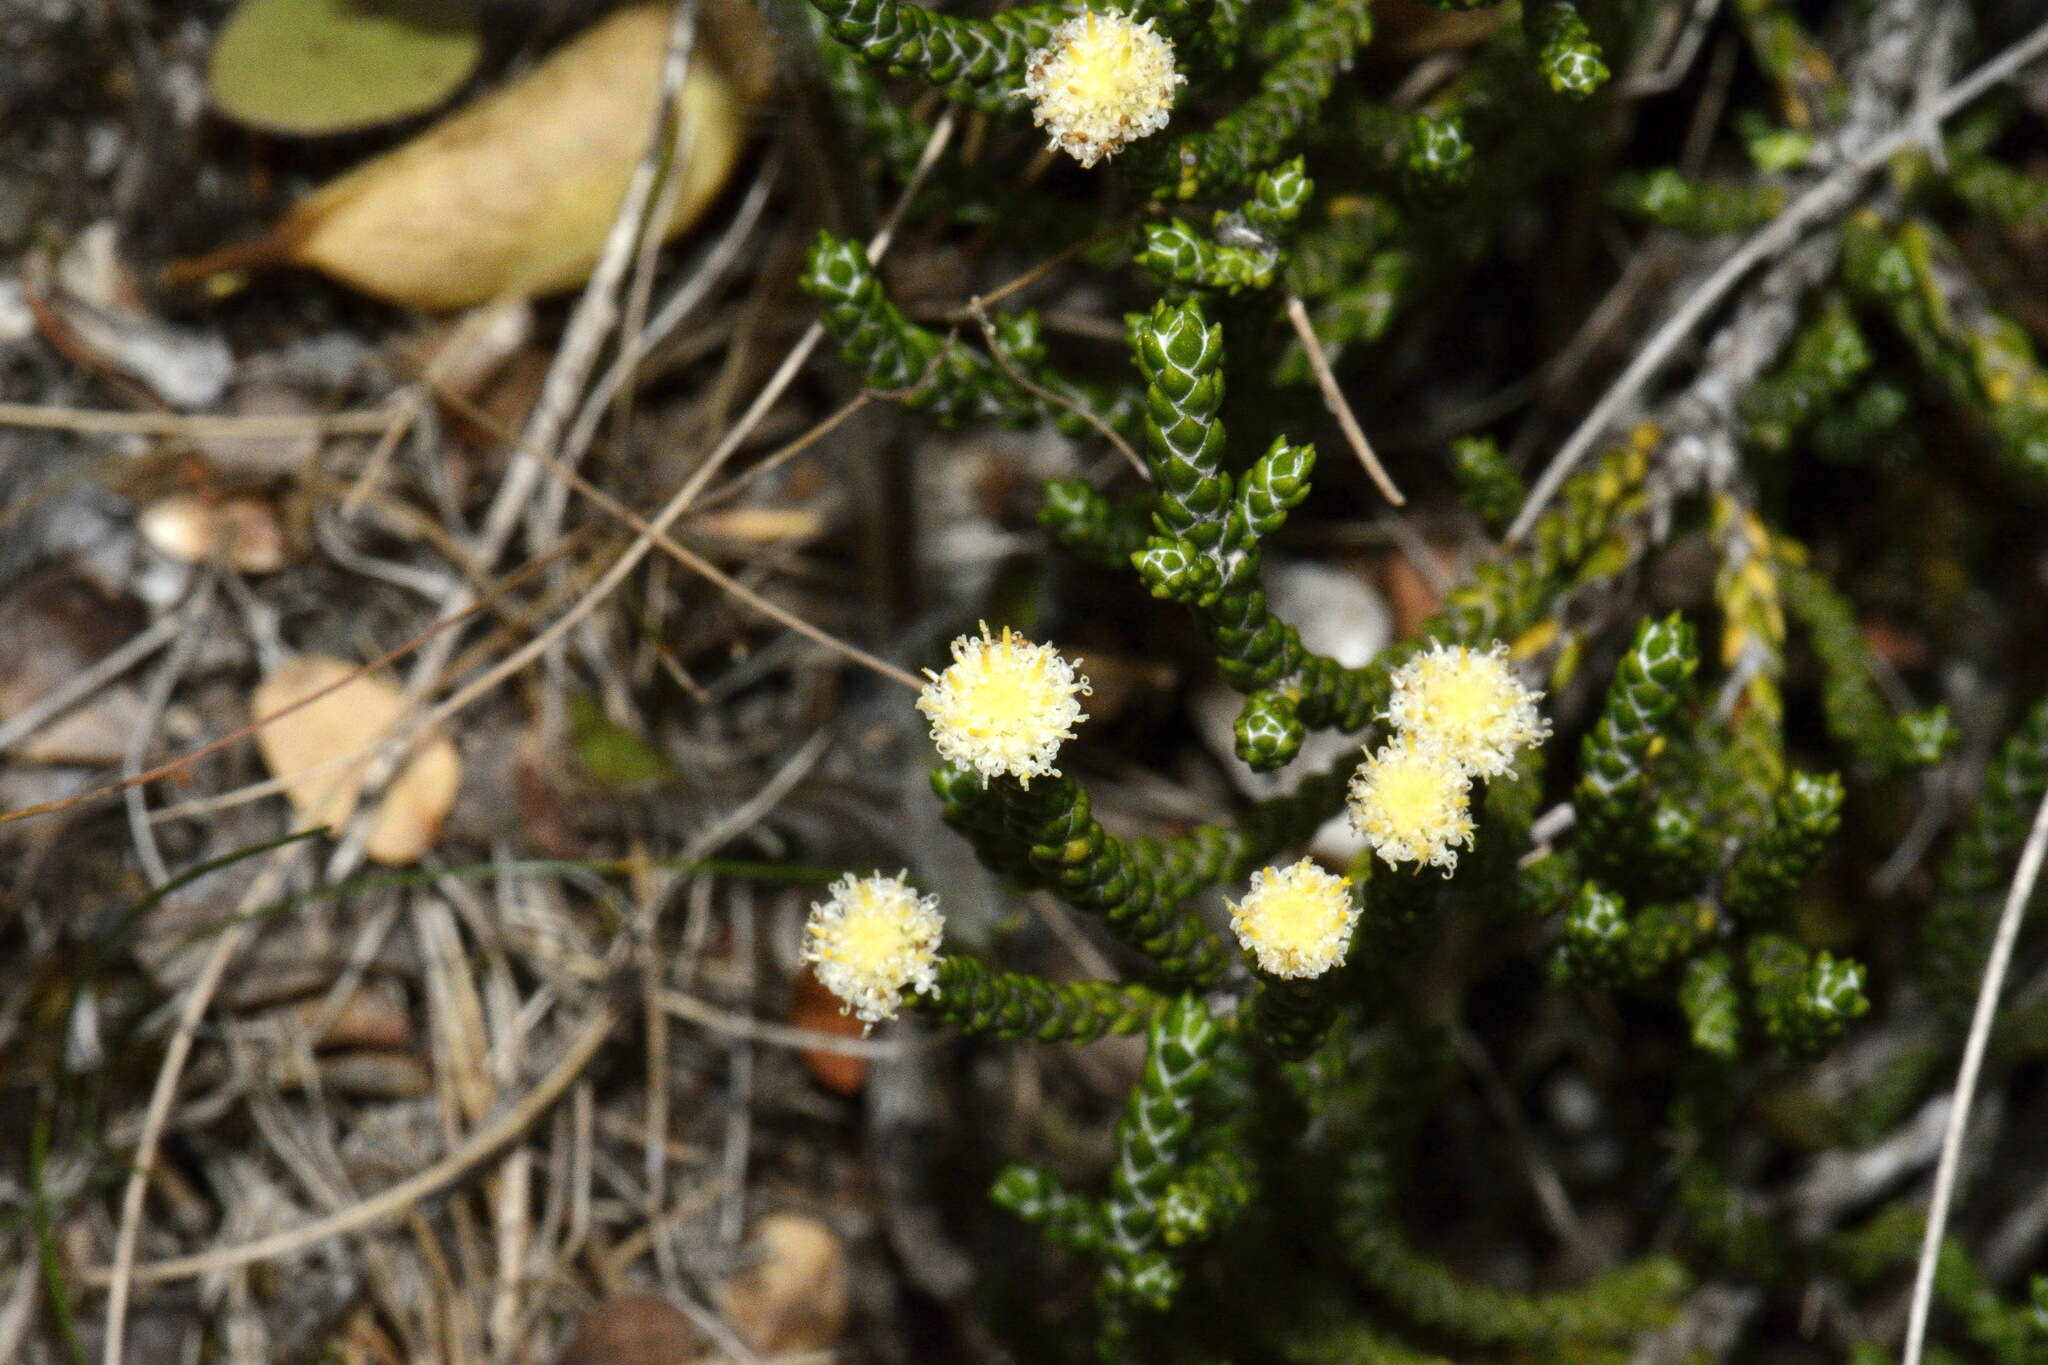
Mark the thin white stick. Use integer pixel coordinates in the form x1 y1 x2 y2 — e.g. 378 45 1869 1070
1504 19 2048 547
0 596 201 753
659 989 911 1057
1284 294 1406 507
1900 785 2048 1365
100 846 300 1364
478 0 704 561
0 402 399 437
322 114 958 875
533 154 784 547
358 0 711 850
394 114 956 742
120 585 214 889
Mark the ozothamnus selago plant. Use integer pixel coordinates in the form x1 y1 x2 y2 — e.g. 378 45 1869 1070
789 0 2048 1357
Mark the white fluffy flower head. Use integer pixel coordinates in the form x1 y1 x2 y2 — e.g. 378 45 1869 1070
917 622 1090 785
1347 738 1477 873
1023 9 1183 168
1230 859 1358 979
803 872 944 1030
1384 640 1552 778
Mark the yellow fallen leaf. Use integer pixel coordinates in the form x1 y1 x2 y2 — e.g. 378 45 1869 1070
251 654 461 865
178 2 768 311
690 505 825 543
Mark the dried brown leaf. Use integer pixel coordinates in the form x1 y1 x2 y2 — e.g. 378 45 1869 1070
251 654 461 865
554 1293 698 1365
790 969 867 1097
723 1213 849 1354
176 2 767 311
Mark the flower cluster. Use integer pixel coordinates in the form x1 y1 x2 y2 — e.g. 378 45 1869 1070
1347 739 1478 872
1383 641 1552 779
1229 858 1358 978
804 872 945 1029
1348 640 1549 872
917 623 1091 785
1022 9 1183 169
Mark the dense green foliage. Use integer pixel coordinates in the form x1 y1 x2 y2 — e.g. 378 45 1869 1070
798 0 2048 1359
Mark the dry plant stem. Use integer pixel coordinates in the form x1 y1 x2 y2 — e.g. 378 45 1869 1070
717 884 757 1246
1453 1025 1587 1256
1901 785 2048 1365
1285 294 1407 506
540 451 923 689
659 988 911 1056
1622 0 1726 96
967 295 1149 480
1523 235 1675 431
664 109 957 513
340 384 430 518
353 0 710 854
121 582 215 889
385 116 958 745
1505 18 2048 546
483 0 703 562
491 1093 534 1354
937 216 1143 322
92 1005 617 1289
680 729 837 861
534 153 785 547
691 391 873 511
0 590 200 753
0 533 580 829
100 844 301 1365
640 920 671 1292
0 400 398 437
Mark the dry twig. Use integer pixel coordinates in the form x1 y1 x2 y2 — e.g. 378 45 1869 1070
1505 19 2048 546
1901 786 2048 1365
1285 294 1406 507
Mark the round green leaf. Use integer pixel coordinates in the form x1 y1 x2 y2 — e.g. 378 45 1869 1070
207 0 483 137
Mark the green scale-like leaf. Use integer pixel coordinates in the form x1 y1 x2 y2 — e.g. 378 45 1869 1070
1923 697 2048 1023
805 0 1066 111
1144 0 1374 199
1574 614 1700 888
918 957 1166 1041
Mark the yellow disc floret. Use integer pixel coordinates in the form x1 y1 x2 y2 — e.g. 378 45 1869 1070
1347 738 1477 873
1023 9 1183 169
917 622 1090 786
1229 858 1358 979
804 872 945 1030
1383 640 1552 779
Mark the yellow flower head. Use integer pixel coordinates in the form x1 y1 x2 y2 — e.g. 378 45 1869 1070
1347 737 1476 873
1229 858 1358 979
917 623 1090 785
1383 640 1551 779
803 872 944 1030
1023 9 1183 169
